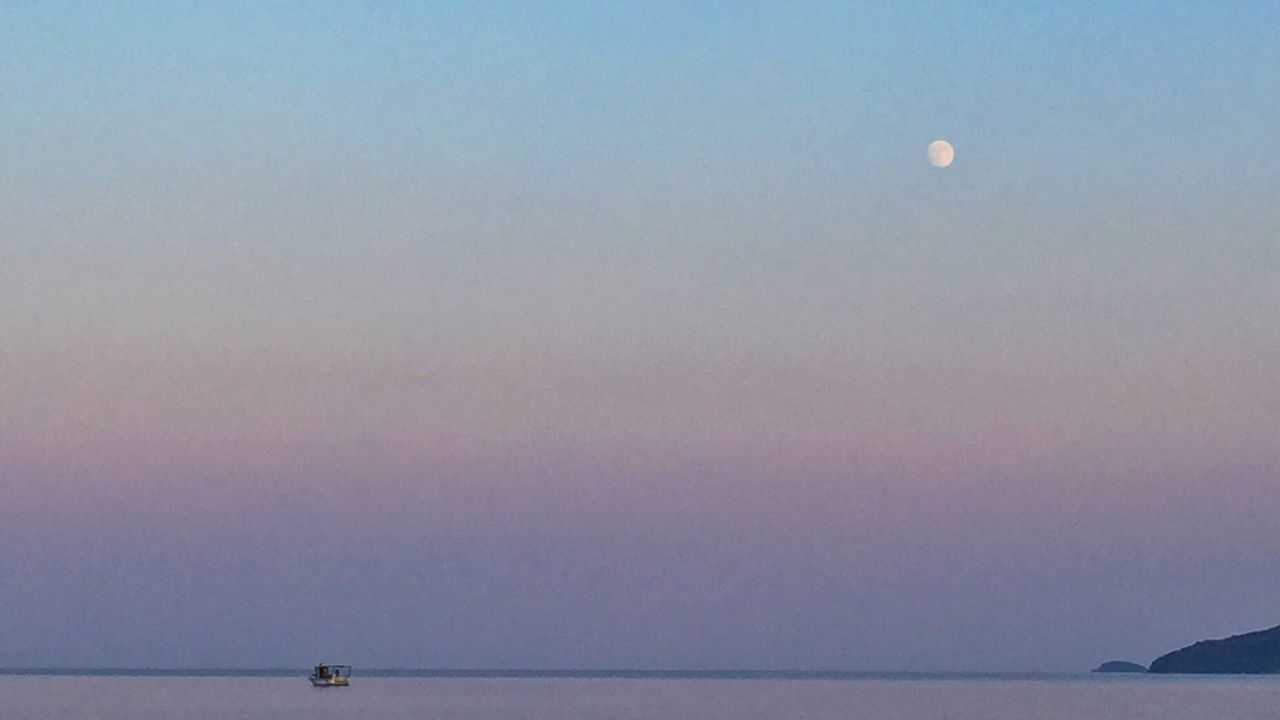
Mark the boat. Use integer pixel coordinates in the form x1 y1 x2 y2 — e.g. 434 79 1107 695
308 663 352 687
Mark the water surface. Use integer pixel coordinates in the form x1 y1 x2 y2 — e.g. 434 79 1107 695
3 674 1278 719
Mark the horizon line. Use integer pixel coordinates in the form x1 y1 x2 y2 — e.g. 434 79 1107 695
0 667 1092 679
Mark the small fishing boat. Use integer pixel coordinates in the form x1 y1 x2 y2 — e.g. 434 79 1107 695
309 663 352 687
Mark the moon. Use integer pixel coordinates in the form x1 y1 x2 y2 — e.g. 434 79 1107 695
928 140 954 168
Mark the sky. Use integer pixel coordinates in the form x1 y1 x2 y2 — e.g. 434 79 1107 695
1 1 1278 671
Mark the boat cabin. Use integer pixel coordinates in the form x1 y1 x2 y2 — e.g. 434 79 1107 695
309 663 352 686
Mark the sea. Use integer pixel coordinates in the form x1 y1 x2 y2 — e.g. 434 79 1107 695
1 670 1278 719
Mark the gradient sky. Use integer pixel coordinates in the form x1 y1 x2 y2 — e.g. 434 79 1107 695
1 1 1278 671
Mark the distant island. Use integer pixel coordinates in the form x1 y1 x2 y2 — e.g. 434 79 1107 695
1148 624 1280 674
1091 661 1147 673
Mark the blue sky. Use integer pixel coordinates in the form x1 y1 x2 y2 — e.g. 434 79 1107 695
1 1 1278 670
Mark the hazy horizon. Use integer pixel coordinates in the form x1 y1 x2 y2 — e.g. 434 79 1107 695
2 2 1277 672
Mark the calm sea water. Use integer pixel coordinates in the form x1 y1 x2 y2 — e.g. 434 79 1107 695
2 674 1279 719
